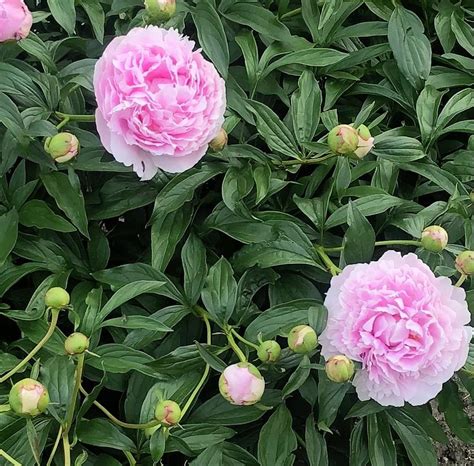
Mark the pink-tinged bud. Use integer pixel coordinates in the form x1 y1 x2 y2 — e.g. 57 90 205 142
145 0 176 22
288 325 318 354
353 124 374 159
45 133 79 163
65 333 89 355
154 400 181 426
0 0 32 42
325 355 355 383
421 226 448 253
209 128 228 152
219 362 265 406
328 124 359 155
455 251 474 275
9 379 49 416
45 287 70 309
257 340 281 363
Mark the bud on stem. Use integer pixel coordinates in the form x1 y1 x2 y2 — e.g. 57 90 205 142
288 325 318 354
421 225 448 253
219 362 265 405
45 287 70 309
45 133 79 163
9 379 49 416
65 333 89 355
325 355 355 383
455 251 474 275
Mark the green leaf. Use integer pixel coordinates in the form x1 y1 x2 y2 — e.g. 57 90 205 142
305 415 328 466
435 88 474 135
190 441 259 466
169 424 235 454
253 164 272 204
350 419 369 466
416 86 445 145
193 1 229 78
0 209 18 266
100 315 173 332
19 200 76 233
78 0 105 43
181 233 207 305
195 341 227 372
342 203 375 265
258 404 297 466
372 135 426 162
222 164 254 217
451 11 474 56
201 257 237 325
77 419 135 450
387 410 437 466
291 70 321 145
150 428 166 462
47 0 76 35
245 100 300 158
388 5 431 89
398 405 448 444
317 371 350 428
235 31 259 88
282 356 311 397
41 172 89 238
0 93 25 141
367 413 396 466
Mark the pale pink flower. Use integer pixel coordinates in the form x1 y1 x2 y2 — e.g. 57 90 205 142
320 251 472 407
93 26 226 180
219 363 265 406
0 0 32 42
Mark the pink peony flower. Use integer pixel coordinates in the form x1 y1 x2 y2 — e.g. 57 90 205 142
219 362 265 406
93 26 226 180
320 251 472 407
0 0 33 42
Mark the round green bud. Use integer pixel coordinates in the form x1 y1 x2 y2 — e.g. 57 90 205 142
209 128 228 152
154 400 181 426
45 133 79 163
325 355 355 383
327 124 359 155
145 0 176 22
421 225 448 253
9 379 49 416
257 340 281 363
44 287 70 309
288 325 318 354
65 332 89 355
455 250 474 275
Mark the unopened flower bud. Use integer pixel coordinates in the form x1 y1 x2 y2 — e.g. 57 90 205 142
288 325 318 354
421 226 448 253
9 379 49 416
325 355 355 383
0 0 33 42
328 124 359 155
154 400 181 426
44 287 70 309
209 128 228 152
65 333 89 355
257 340 281 363
45 133 79 163
219 362 265 406
354 124 375 159
455 251 474 275
145 0 176 22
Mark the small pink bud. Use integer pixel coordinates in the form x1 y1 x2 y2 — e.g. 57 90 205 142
219 362 265 406
209 128 228 152
44 287 70 309
455 251 474 275
421 226 448 253
257 340 281 363
154 400 181 426
9 379 49 416
288 325 318 354
328 124 359 155
325 355 355 383
0 0 32 42
353 124 374 159
65 333 89 355
45 133 79 163
145 0 176 22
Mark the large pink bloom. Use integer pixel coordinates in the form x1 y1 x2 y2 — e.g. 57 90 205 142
93 27 226 180
0 0 32 42
320 251 472 407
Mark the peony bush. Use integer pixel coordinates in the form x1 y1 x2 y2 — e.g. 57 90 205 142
0 1 473 465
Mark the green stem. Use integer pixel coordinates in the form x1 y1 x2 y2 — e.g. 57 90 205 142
281 153 335 167
455 274 467 287
46 426 63 466
55 112 96 122
315 246 341 276
323 239 422 253
180 313 212 419
64 353 85 433
0 308 60 383
226 329 247 362
124 451 137 466
0 450 22 466
62 435 71 466
78 386 160 430
56 117 70 131
230 329 259 351
280 7 301 20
